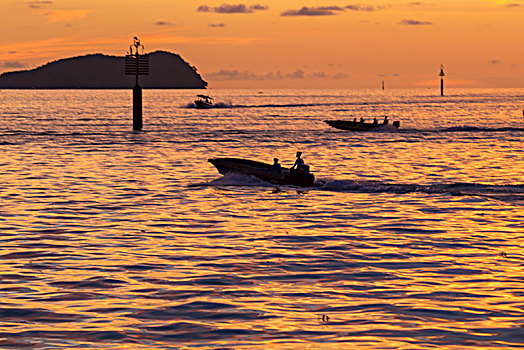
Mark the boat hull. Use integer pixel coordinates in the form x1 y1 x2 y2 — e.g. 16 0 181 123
324 120 399 131
208 158 315 187
195 100 213 109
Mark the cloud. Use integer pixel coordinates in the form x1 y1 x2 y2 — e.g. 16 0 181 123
28 0 52 8
36 9 91 23
287 69 305 79
344 4 379 11
251 4 268 10
209 23 226 27
205 69 284 80
264 71 283 80
0 33 194 67
282 6 339 16
491 59 501 64
311 71 327 79
197 4 269 13
154 21 176 26
205 69 262 80
333 73 349 79
29 1 90 24
281 4 382 16
205 68 347 80
504 3 521 7
398 19 433 25
4 61 27 69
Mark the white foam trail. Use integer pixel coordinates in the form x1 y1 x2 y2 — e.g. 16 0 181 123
205 173 274 187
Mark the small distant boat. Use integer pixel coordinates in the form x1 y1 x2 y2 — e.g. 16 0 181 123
324 118 400 131
208 158 315 187
195 94 214 109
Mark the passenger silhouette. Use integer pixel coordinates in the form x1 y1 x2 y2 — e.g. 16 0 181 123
291 152 304 170
291 151 310 174
272 158 282 172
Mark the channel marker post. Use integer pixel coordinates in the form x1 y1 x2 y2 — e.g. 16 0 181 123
125 37 149 131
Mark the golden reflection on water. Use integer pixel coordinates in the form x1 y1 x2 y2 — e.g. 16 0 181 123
0 89 523 348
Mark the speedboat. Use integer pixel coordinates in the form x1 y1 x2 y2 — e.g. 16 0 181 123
208 158 315 187
195 94 214 109
324 118 400 131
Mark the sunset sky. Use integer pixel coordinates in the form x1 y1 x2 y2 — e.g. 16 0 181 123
1 0 522 88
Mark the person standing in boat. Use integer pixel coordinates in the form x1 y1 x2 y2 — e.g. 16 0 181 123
373 117 378 125
291 152 304 170
272 158 282 172
383 116 389 125
291 151 310 174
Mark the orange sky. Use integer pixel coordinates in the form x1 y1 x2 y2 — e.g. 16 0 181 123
1 0 522 88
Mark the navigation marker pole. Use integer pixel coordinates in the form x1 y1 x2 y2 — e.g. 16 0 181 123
439 64 445 96
125 37 149 131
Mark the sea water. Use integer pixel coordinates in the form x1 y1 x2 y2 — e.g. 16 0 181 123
0 88 523 349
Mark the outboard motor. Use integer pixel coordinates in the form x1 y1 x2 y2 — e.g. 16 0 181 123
297 164 310 174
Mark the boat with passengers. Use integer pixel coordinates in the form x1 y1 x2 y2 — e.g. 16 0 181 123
195 94 214 109
325 116 400 131
208 157 315 187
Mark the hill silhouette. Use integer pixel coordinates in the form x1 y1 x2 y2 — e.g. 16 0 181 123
0 51 207 89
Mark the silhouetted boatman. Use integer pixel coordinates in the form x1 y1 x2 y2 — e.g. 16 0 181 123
291 152 304 169
291 151 310 174
359 117 365 123
272 158 282 172
373 117 378 125
383 116 389 125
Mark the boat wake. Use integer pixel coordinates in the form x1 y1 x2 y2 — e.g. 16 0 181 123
194 174 524 202
185 102 232 109
192 173 276 187
438 126 524 133
392 126 524 133
326 125 524 134
186 102 356 109
322 180 524 201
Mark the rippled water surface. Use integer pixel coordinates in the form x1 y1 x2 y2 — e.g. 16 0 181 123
1 88 523 349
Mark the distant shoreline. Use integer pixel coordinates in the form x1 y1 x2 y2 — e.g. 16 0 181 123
0 51 208 89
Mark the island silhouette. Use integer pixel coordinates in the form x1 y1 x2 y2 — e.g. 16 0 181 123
0 51 207 89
